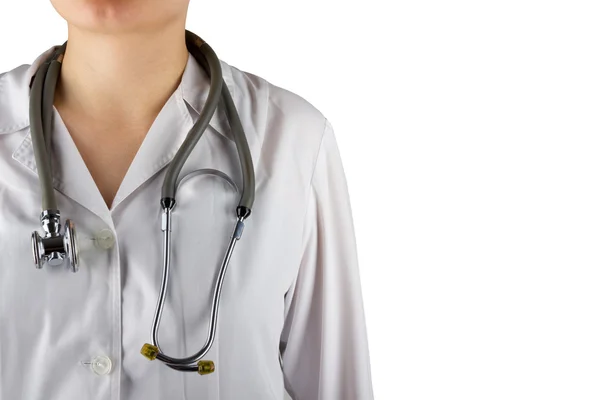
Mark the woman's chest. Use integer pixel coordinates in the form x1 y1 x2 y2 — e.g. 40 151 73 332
0 160 304 397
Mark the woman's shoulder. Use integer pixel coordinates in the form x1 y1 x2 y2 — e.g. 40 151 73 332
0 47 58 136
0 63 33 136
226 61 328 154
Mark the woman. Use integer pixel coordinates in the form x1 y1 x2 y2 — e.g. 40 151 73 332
0 0 373 399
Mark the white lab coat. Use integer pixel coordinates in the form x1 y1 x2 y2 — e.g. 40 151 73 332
0 46 374 400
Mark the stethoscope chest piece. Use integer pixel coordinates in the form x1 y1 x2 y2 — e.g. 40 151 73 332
31 210 79 272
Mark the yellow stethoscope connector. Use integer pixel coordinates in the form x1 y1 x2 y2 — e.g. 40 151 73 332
197 361 215 375
140 343 159 360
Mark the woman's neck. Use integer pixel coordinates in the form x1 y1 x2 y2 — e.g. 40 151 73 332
54 21 189 128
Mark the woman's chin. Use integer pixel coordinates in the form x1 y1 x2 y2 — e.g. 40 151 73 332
50 0 188 34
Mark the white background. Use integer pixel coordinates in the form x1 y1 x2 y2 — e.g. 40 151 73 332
2 1 600 399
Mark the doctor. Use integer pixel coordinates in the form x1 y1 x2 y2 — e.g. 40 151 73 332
0 0 373 399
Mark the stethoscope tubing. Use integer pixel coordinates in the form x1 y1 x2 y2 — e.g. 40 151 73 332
28 30 256 373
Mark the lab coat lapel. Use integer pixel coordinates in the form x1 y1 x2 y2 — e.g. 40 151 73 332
110 87 192 210
9 52 262 221
111 57 262 211
12 120 112 222
177 57 264 199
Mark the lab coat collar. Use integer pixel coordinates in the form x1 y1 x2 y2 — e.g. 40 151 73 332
0 45 236 141
179 51 235 142
1 44 243 220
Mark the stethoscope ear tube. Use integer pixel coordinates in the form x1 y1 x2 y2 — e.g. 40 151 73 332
143 31 256 373
142 32 256 373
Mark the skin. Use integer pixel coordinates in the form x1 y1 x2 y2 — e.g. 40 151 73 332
49 0 192 208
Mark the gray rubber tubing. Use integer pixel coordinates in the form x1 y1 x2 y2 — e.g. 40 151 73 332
161 31 223 202
29 59 57 211
42 61 60 176
220 72 255 210
162 30 255 211
29 43 66 212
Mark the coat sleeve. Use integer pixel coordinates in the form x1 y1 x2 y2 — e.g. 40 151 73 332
279 119 374 400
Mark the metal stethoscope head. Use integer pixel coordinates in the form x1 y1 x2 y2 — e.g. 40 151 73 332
31 210 79 272
28 30 255 374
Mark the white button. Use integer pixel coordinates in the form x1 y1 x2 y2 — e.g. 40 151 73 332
94 228 116 250
91 355 112 376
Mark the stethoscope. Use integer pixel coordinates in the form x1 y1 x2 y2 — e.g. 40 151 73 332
28 30 256 374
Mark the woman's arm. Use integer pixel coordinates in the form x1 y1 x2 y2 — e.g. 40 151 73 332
280 119 374 399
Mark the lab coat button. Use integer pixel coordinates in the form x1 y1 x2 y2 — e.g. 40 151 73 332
94 228 116 250
91 355 112 376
